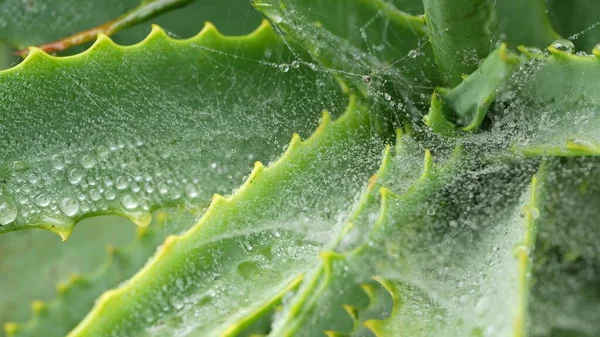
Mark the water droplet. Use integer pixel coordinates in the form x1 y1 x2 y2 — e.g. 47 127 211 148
51 154 64 170
27 173 39 185
68 168 83 185
80 155 96 169
449 220 458 227
384 93 392 101
105 190 116 200
278 64 290 72
34 193 50 207
0 196 18 225
60 197 79 217
131 182 141 193
170 296 185 310
116 176 128 190
121 194 139 209
549 39 574 53
158 147 172 159
185 184 199 198
408 49 418 58
362 75 372 85
89 189 101 201
96 145 109 157
291 60 300 68
158 182 169 194
12 161 28 171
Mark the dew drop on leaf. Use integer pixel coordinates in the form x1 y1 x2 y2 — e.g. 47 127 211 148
121 194 139 210
59 197 79 217
80 155 96 169
34 193 50 207
51 154 64 170
116 176 129 190
185 184 198 198
362 75 372 85
278 63 290 72
550 39 575 53
0 196 18 225
68 168 83 185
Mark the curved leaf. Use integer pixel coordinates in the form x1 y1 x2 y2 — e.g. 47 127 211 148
529 158 600 337
0 21 348 238
254 0 440 116
422 0 495 86
269 131 543 337
0 216 135 327
424 44 520 132
497 49 600 156
3 209 194 337
67 95 386 337
494 0 559 48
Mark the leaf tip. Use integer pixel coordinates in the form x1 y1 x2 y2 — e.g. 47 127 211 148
162 235 179 251
31 300 47 315
94 33 116 48
363 319 384 337
3 322 18 337
149 24 168 39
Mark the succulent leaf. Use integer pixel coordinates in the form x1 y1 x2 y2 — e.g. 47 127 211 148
494 0 559 48
0 21 348 238
1 0 600 336
425 44 520 132
3 209 194 337
253 0 440 115
422 0 496 86
0 216 136 328
65 94 386 336
499 50 600 155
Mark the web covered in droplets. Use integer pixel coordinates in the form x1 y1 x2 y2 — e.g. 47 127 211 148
1 0 600 336
0 0 439 235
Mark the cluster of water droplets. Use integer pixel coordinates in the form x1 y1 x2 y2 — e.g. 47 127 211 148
0 137 211 228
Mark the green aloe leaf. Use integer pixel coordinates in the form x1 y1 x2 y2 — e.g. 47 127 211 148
494 0 559 49
66 95 386 337
528 158 600 337
0 0 260 52
2 0 600 336
266 132 428 337
267 131 543 337
425 44 520 132
422 0 495 86
3 209 194 337
498 49 600 155
0 21 347 238
253 0 440 116
0 216 136 327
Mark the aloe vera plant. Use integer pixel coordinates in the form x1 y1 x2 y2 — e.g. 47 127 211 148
1 0 599 336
